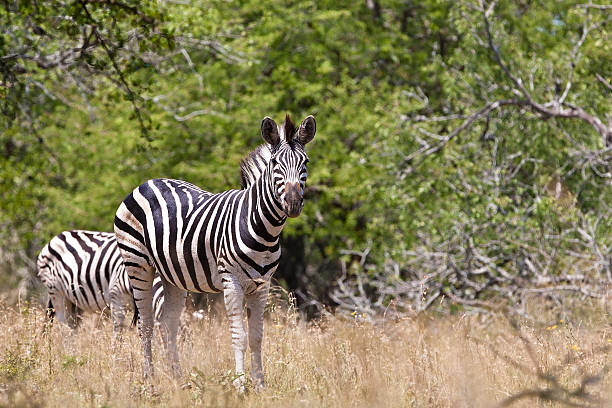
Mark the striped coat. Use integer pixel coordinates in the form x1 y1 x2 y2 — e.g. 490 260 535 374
114 115 316 388
37 230 165 331
37 230 133 330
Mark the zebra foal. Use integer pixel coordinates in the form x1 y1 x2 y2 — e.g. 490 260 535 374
114 114 316 389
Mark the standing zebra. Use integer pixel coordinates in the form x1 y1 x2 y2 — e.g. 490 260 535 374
37 230 165 332
114 114 316 388
37 230 134 331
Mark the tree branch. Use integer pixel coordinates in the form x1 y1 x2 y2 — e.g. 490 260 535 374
481 4 612 146
595 73 612 93
79 0 150 139
576 4 612 10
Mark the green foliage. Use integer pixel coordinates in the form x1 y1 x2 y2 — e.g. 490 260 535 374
1 0 610 308
61 355 87 370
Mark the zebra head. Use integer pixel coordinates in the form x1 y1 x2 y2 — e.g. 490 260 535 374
261 114 316 218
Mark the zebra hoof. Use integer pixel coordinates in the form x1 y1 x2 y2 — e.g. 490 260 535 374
253 382 266 393
143 367 155 381
232 375 246 393
171 365 182 379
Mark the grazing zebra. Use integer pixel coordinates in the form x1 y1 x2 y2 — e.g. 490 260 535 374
37 230 165 331
114 114 316 388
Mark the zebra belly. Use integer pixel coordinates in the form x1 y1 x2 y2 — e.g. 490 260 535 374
147 238 222 294
219 246 280 295
145 233 279 294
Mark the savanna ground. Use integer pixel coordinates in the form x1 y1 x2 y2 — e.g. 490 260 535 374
0 293 610 408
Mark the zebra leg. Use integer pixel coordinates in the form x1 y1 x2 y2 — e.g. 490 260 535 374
67 302 81 329
110 287 133 336
127 266 155 378
246 283 269 390
46 298 55 320
158 279 186 377
49 293 68 325
49 293 78 329
222 274 247 391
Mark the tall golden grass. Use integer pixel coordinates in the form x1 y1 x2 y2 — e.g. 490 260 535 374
0 296 610 407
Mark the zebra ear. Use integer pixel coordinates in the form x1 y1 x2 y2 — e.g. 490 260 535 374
296 115 316 145
261 117 280 146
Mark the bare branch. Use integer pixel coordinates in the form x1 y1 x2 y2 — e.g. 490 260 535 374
481 5 612 145
79 0 149 139
405 99 525 167
595 73 612 93
576 4 612 10
558 13 590 104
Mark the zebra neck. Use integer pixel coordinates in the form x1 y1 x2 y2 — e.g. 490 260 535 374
246 167 286 238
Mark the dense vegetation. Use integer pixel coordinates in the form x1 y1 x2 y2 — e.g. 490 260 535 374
1 0 611 315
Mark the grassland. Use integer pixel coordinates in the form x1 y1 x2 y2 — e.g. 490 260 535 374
0 296 610 408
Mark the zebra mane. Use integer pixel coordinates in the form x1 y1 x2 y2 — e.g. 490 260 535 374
240 144 273 189
281 114 296 142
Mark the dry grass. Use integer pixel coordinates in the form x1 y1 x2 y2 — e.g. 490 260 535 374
0 299 610 408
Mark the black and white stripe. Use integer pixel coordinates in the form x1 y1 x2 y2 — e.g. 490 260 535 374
114 115 316 388
37 230 132 330
37 230 165 331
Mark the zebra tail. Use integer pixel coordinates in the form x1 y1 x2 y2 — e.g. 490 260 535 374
47 298 55 320
131 296 139 328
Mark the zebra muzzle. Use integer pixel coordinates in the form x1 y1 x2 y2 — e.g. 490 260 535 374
283 182 303 218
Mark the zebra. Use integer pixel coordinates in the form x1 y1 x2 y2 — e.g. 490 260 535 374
114 114 316 389
37 230 165 332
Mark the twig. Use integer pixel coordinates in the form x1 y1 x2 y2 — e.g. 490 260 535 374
79 0 150 139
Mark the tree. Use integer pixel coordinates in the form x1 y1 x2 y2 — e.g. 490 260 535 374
1 1 609 316
333 0 612 315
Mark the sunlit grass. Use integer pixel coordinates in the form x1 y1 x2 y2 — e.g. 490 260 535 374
0 299 610 407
